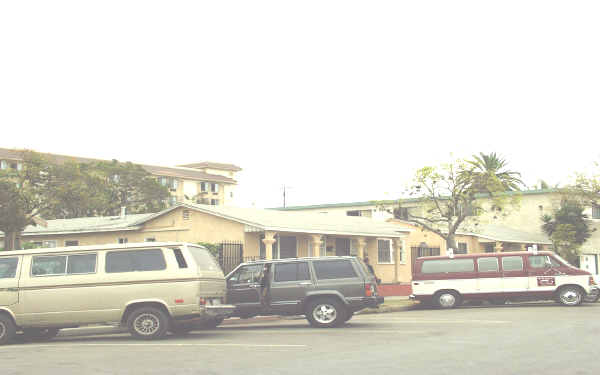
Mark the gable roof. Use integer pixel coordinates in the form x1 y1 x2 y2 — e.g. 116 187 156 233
177 162 242 172
0 148 237 184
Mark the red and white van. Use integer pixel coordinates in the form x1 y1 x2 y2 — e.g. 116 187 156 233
410 251 598 308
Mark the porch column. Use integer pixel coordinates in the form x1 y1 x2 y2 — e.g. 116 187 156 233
393 238 403 283
263 231 276 260
310 234 323 257
494 241 503 253
520 243 527 251
356 237 368 259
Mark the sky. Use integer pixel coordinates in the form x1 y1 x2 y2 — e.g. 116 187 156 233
1 1 599 209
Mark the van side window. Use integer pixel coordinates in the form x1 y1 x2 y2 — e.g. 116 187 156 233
32 254 98 276
502 256 523 271
172 248 188 268
105 249 166 273
0 258 18 279
32 256 67 276
477 258 499 272
67 254 97 274
421 259 474 273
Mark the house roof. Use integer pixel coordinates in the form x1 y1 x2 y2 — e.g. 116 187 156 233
0 213 154 237
1 204 412 239
177 162 242 172
0 148 237 184
275 189 561 211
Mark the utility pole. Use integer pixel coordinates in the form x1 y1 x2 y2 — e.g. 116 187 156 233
283 185 292 208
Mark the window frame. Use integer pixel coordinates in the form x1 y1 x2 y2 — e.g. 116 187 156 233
312 259 358 280
501 256 524 272
421 258 475 274
377 238 394 264
477 257 499 273
273 262 311 283
0 257 20 279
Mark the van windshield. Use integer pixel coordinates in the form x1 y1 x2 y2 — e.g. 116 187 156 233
187 246 224 276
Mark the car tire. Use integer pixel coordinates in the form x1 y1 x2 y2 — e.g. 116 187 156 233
434 291 460 309
0 315 17 346
584 290 600 303
22 328 60 341
127 307 170 340
305 298 347 328
557 286 583 306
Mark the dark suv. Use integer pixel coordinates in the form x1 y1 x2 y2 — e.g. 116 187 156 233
221 256 383 328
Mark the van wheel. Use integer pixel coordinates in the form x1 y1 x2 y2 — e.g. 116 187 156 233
558 286 583 306
0 315 17 345
434 291 460 309
23 328 60 341
127 307 170 340
305 298 347 328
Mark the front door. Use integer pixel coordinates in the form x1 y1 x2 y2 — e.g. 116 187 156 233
226 264 263 315
501 255 529 295
279 236 297 259
270 262 312 314
0 257 21 307
526 254 562 297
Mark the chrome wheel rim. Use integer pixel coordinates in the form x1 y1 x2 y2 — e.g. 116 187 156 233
0 322 5 339
561 289 581 305
313 304 337 324
439 293 456 308
133 314 160 336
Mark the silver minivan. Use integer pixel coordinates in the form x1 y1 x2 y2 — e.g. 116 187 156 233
0 242 234 344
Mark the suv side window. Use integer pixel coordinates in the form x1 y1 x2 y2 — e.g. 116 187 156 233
312 260 357 280
105 249 166 273
229 264 263 284
274 262 310 282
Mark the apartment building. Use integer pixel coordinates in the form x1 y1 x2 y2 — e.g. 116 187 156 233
0 148 241 206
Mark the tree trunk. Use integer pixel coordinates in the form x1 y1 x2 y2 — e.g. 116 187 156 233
3 231 17 251
446 234 457 252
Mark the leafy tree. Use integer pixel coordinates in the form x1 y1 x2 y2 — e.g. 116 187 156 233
466 152 525 193
395 156 521 250
0 152 58 250
541 199 593 265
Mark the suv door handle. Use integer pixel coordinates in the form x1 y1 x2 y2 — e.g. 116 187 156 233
299 282 312 286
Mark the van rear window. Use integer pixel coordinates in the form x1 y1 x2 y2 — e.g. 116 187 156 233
187 246 223 275
421 259 475 274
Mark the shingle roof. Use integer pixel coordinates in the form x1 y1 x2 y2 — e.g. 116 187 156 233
177 162 242 172
463 224 552 244
0 213 153 237
0 148 236 184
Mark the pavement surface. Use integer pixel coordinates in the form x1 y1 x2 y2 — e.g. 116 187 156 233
2 302 600 375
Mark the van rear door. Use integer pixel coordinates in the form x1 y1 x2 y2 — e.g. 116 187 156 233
0 256 20 307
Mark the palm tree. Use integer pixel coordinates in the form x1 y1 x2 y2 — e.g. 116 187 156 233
467 152 525 192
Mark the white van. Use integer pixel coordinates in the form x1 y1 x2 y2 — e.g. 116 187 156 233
0 242 234 344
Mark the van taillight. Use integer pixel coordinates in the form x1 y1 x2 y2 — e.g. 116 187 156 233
365 283 375 297
590 277 597 286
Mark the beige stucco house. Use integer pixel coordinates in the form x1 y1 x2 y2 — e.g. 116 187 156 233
0 203 413 284
0 148 241 207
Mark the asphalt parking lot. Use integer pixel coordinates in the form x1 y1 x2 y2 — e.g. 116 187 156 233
2 302 600 375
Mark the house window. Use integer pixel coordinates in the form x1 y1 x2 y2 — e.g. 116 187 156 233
211 183 219 193
169 196 178 206
211 199 219 205
200 182 207 192
593 205 600 220
0 160 7 170
145 237 156 242
346 210 361 217
65 240 79 247
484 243 495 253
396 207 409 220
43 240 56 248
456 242 468 254
118 238 128 244
160 177 179 190
377 239 394 264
